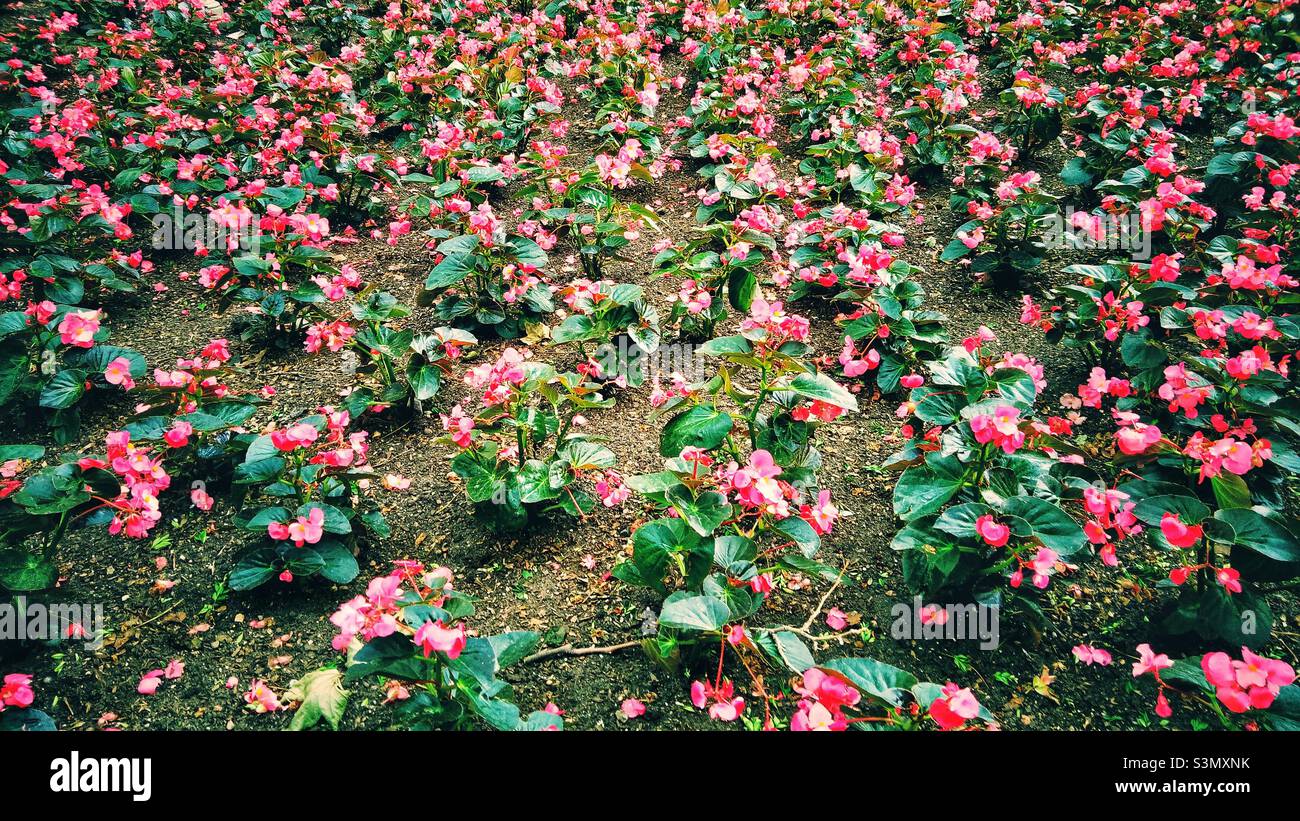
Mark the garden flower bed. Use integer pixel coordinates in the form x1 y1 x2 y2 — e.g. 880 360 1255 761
0 0 1297 733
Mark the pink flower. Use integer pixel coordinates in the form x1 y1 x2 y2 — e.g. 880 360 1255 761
970 405 1024 454
164 421 193 448
1159 512 1203 548
137 670 164 695
58 309 101 348
1202 648 1296 713
244 679 281 713
440 404 475 447
825 607 848 630
928 682 981 730
1155 689 1172 718
271 423 319 451
800 489 839 535
791 668 862 731
191 486 214 511
1116 423 1161 455
620 698 646 719
382 474 410 491
1216 567 1243 594
595 471 630 507
269 507 325 547
1132 643 1172 677
690 679 745 721
0 673 35 709
975 514 1010 548
1028 547 1059 588
412 620 466 659
730 449 784 507
104 356 135 390
961 325 996 353
1072 644 1113 666
164 659 185 679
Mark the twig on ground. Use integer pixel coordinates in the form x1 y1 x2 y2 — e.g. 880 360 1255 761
765 563 865 644
800 564 849 631
520 639 641 665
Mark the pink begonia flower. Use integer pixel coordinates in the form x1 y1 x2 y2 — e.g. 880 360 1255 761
413 620 466 659
1216 567 1243 594
1115 423 1161 455
271 423 318 451
137 670 165 695
0 673 35 709
58 310 100 348
104 356 135 390
825 607 848 630
928 682 981 730
975 514 1010 547
164 421 193 448
690 680 745 721
191 486 214 511
1202 648 1296 713
382 474 410 491
620 698 646 719
268 507 325 547
730 449 783 507
1072 645 1113 666
244 680 280 713
1132 643 1172 677
1028 547 1059 588
1159 512 1202 548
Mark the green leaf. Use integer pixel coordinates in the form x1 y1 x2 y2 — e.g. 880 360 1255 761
451 450 501 503
727 268 756 311
658 593 729 632
234 457 285 484
284 667 349 731
551 314 595 344
517 459 558 503
313 540 360 584
666 485 733 536
770 630 816 673
557 440 616 470
408 365 441 402
38 369 87 409
625 471 681 496
0 550 58 592
229 548 279 591
893 455 964 521
1000 496 1086 555
464 165 505 184
486 631 541 669
630 516 702 590
660 405 733 456
1132 494 1210 526
774 515 821 558
698 335 752 356
1215 508 1300 563
820 658 918 707
934 502 996 540
424 253 477 290
1059 156 1094 186
1211 474 1251 510
0 445 44 461
0 312 31 341
0 708 55 731
788 372 859 412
